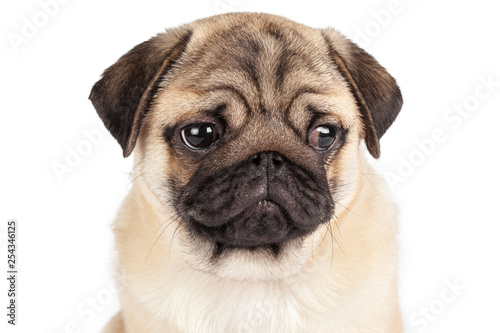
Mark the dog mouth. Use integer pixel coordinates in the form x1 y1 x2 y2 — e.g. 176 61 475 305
194 199 301 258
189 198 300 248
227 199 289 242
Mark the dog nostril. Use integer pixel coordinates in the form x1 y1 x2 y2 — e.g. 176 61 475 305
272 153 283 165
249 152 284 169
250 153 261 166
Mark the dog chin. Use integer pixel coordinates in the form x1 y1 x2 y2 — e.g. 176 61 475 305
179 227 326 281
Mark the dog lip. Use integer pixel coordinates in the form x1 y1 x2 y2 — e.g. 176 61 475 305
242 199 284 226
212 195 276 225
228 197 288 224
221 198 291 246
249 199 278 212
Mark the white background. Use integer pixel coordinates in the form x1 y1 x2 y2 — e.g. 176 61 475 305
1 0 499 332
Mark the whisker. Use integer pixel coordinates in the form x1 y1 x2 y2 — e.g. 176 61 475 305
333 200 358 218
145 214 178 263
361 172 378 191
328 217 345 260
326 222 335 268
331 212 342 238
334 179 358 188
123 172 144 192
155 214 180 233
169 223 183 257
316 222 331 251
130 160 145 173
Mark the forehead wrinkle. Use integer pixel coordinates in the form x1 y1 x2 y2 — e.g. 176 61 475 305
284 90 336 134
287 91 356 133
186 25 325 113
151 84 252 132
253 32 289 115
175 23 346 129
207 87 250 130
203 86 252 120
245 30 324 116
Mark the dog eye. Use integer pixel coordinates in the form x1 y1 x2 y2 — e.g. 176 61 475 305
308 125 337 151
181 123 220 150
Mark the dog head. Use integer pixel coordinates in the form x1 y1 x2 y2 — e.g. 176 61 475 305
90 13 402 280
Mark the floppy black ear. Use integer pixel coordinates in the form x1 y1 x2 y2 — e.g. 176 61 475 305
89 28 192 157
321 29 403 159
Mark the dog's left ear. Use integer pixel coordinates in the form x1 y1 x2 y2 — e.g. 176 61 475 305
321 29 403 158
89 27 192 157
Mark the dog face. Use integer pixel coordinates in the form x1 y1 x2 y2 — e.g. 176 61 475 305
90 13 402 280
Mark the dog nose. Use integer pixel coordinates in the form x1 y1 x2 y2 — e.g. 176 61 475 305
249 151 284 176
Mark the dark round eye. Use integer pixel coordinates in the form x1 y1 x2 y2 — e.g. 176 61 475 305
308 125 337 151
181 123 220 150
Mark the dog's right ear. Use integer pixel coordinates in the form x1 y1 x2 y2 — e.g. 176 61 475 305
321 29 403 159
89 28 192 157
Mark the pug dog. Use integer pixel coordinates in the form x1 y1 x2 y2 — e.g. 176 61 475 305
90 12 403 333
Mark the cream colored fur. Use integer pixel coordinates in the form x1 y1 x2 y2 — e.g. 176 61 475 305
103 151 401 333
